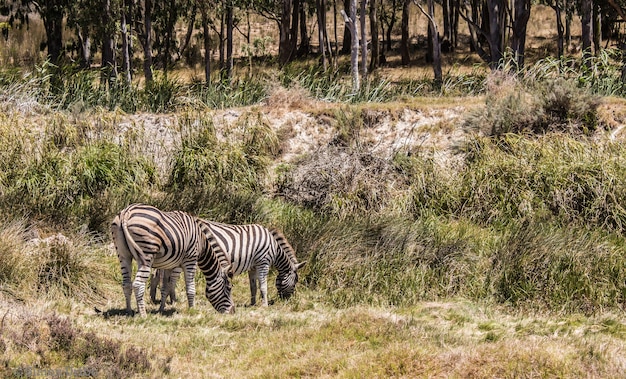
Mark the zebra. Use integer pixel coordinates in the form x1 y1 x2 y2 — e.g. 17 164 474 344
199 220 306 306
111 204 235 316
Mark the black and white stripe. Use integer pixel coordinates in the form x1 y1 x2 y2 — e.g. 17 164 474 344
111 204 235 316
200 220 306 306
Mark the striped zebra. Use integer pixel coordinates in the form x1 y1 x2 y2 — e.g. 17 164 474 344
200 220 306 306
111 204 235 316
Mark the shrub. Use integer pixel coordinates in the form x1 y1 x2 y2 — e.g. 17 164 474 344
465 73 602 136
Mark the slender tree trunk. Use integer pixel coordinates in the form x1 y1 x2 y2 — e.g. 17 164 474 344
341 0 359 91
333 0 339 64
42 11 64 66
565 0 572 47
510 0 531 68
219 10 225 69
552 2 565 59
360 0 367 79
121 0 132 84
226 0 234 79
486 0 502 68
279 0 294 65
593 2 601 56
369 0 379 70
400 0 410 65
102 0 117 86
77 28 91 69
318 0 328 70
581 0 592 65
143 0 154 83
178 3 197 62
200 3 212 83
415 0 441 82
342 0 352 54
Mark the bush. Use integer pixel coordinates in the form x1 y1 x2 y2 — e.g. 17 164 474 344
465 73 602 136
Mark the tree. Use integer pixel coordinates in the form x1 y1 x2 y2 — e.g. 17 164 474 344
400 0 411 65
1 0 70 66
136 0 154 83
341 0 359 91
414 0 442 82
581 0 593 65
369 0 379 70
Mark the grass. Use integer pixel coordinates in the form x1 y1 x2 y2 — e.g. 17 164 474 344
2 292 625 378
1 33 626 377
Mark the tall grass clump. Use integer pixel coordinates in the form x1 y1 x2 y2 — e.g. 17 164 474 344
0 117 157 229
191 77 267 108
166 112 278 221
303 216 495 307
142 72 185 113
0 222 113 303
458 135 626 232
491 221 626 313
466 71 602 136
0 221 30 295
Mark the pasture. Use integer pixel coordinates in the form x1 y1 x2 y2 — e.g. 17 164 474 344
1 5 626 378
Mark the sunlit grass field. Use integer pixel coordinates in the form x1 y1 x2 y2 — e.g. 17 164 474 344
1 6 626 378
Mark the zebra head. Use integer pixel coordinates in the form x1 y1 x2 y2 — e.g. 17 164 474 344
276 261 306 300
205 266 235 314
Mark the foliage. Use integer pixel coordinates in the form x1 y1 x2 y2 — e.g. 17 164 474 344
465 72 602 136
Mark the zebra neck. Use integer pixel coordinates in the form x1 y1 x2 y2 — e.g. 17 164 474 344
273 246 296 274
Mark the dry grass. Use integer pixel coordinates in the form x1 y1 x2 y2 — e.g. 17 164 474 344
2 290 625 378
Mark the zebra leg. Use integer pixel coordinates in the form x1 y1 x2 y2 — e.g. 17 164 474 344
182 261 197 309
120 256 133 314
149 269 161 304
133 259 153 317
258 267 270 306
159 268 179 313
248 269 258 306
165 268 178 304
111 218 134 315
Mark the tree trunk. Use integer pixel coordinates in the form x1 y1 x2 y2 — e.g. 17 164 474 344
77 28 92 69
226 0 234 79
486 0 502 68
121 0 132 84
279 0 294 65
400 0 410 65
592 2 601 56
360 0 367 79
200 2 212 83
318 0 328 70
416 0 442 82
581 0 592 65
342 0 352 54
42 9 64 66
178 3 197 62
143 0 154 83
552 2 565 59
510 0 531 68
369 0 379 70
341 0 359 91
101 0 117 86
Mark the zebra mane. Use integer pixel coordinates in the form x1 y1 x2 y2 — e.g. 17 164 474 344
197 218 231 271
270 228 298 266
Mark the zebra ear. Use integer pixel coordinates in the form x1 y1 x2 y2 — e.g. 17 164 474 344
295 261 307 270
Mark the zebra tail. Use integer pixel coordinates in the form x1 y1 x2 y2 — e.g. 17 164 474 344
120 210 148 267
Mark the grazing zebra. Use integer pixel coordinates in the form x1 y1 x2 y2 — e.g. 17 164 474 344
199 220 306 306
111 204 235 316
